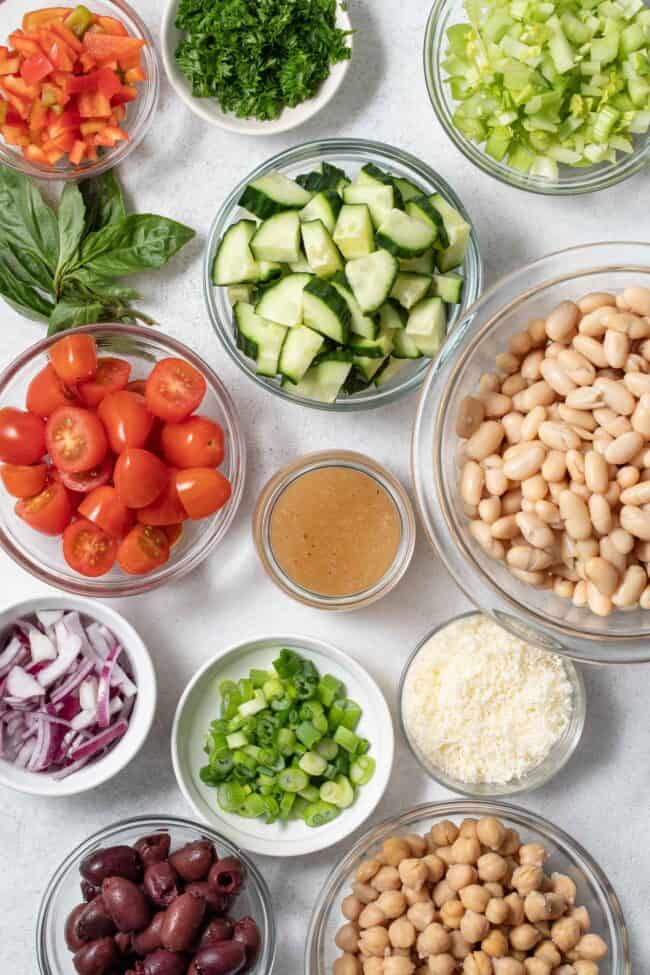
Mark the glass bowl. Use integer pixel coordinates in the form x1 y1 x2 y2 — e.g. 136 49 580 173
0 0 159 181
203 138 483 411
0 323 246 596
399 611 587 797
412 241 650 664
36 814 276 975
305 799 630 975
424 0 650 196
252 450 417 610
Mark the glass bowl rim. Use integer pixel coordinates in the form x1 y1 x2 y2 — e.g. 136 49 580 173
0 0 160 182
305 797 631 974
35 813 277 975
423 0 650 196
0 322 247 596
411 240 650 663
202 137 484 412
398 610 587 797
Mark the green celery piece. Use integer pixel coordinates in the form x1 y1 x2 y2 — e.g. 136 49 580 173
317 673 344 709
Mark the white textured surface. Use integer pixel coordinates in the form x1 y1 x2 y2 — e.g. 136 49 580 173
0 1 648 971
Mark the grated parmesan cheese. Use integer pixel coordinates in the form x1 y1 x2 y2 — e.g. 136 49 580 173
402 614 574 785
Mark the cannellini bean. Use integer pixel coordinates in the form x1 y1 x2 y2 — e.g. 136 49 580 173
521 349 545 381
521 405 546 441
566 450 585 483
466 422 506 462
502 373 527 397
600 535 627 574
479 373 500 394
624 371 650 396
522 475 548 502
605 416 632 439
559 491 591 540
610 527 634 554
496 352 520 375
478 497 501 524
539 421 580 451
578 292 616 315
604 431 644 465
546 301 580 342
535 500 561 525
622 286 650 317
461 462 485 506
457 397 487 438
612 565 647 608
620 481 650 505
631 393 650 437
502 443 547 481
502 412 524 444
513 381 556 412
509 331 532 357
573 335 608 368
509 567 549 587
502 488 523 514
586 581 613 616
620 505 650 540
593 378 636 415
572 580 588 607
528 317 547 346
571 480 590 500
482 392 513 418
491 515 520 540
558 404 596 431
470 520 505 559
640 585 650 609
603 329 629 368
485 467 509 497
540 359 576 397
588 494 612 536
584 451 608 494
564 386 604 410
507 546 553 572
553 578 574 598
515 512 555 549
557 348 596 387
585 556 619 596
541 450 567 482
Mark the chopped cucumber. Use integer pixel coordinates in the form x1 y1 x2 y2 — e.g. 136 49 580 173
303 278 351 343
353 355 387 381
299 190 342 234
405 296 447 357
358 162 404 208
255 273 312 328
394 176 425 202
289 251 312 274
343 182 394 227
348 326 394 359
278 326 325 383
378 300 407 331
259 261 283 282
390 272 432 309
400 251 435 274
239 170 312 218
429 194 471 271
301 220 344 278
283 354 353 403
392 328 423 359
234 303 287 377
376 209 438 258
333 204 375 259
213 220 260 285
331 279 377 339
346 249 399 313
375 356 409 386
296 162 348 193
405 196 448 249
431 272 464 303
227 284 255 305
250 211 301 264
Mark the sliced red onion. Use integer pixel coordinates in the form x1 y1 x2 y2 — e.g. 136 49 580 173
35 610 64 630
28 628 57 664
71 696 121 731
79 677 98 712
0 637 28 678
7 666 46 700
36 622 82 688
15 738 36 768
86 622 137 697
68 719 128 763
97 643 121 729
50 658 95 705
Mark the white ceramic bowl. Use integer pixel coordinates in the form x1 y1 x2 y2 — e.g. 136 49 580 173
0 596 156 797
160 0 352 135
172 634 394 856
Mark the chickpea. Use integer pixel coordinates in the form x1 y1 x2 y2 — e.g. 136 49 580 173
460 819 480 840
423 854 446 883
551 917 582 953
574 934 607 960
354 882 380 904
399 858 429 891
478 853 508 883
359 904 387 929
404 886 431 907
343 895 363 921
523 962 550 975
500 830 521 856
372 866 402 892
509 924 541 952
484 883 505 899
482 929 509 958
534 941 561 967
461 885 490 914
416 966 429 975
463 950 493 975
535 922 550 939
383 959 415 975
524 892 566 923
570 907 590 931
553 967 576 975
405 834 429 858
416 922 451 957
336 923 361 952
363 960 384 975
383 839 413 867
436 846 455 867
460 910 490 944
447 864 478 891
334 954 363 975
486 898 510 925
440 899 465 929
477 817 506 851
429 821 459 848
450 930 472 960
357 859 382 883
434 879 457 908
377 891 407 920
407 901 436 932
360 926 391 957
573 963 599 975
550 873 576 904
389 918 416 949
452 837 482 865
511 865 544 896
518 844 548 867
493 960 525 975
504 894 525 926
427 955 456 975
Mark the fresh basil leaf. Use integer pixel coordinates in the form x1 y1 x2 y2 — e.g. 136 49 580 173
73 214 196 279
0 165 59 277
56 183 86 284
48 298 113 335
1 242 55 297
0 253 53 321
80 169 127 235
63 269 141 302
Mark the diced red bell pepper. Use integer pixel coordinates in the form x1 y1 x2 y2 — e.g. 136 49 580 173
82 32 144 68
66 65 121 99
38 29 76 71
43 129 76 152
23 9 73 32
77 91 111 117
111 84 137 107
45 147 65 164
24 143 48 163
0 48 22 76
41 82 67 107
29 99 49 132
0 100 6 125
95 15 129 37
3 75 40 100
69 138 86 164
51 20 84 54
0 84 31 120
84 141 98 160
79 52 96 73
21 52 55 86
2 122 30 146
112 104 126 122
93 123 127 147
124 66 146 85
9 31 44 57
49 106 80 134
80 119 104 135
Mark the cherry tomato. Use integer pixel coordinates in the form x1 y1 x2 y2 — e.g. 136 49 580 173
49 334 98 384
145 357 206 423
78 486 133 539
117 524 170 575
0 408 46 465
78 357 132 408
175 468 232 520
136 470 186 526
163 524 183 547
62 519 117 577
57 454 113 494
126 379 147 396
15 480 73 535
114 448 168 509
161 416 225 469
0 463 48 499
46 406 108 474
26 364 79 418
97 391 154 453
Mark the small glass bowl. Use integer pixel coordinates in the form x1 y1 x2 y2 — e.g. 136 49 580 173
36 815 276 975
0 323 246 596
412 241 650 664
424 0 650 195
253 450 416 610
204 138 483 411
305 799 630 975
0 0 159 181
399 611 586 798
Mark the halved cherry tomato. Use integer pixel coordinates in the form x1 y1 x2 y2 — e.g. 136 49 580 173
0 462 48 498
161 416 225 469
57 453 113 493
175 468 232 520
45 405 108 473
15 479 72 535
78 485 133 538
113 448 168 509
78 356 131 408
62 518 117 576
26 363 79 418
0 407 46 464
49 334 98 384
125 379 147 396
145 357 206 423
97 390 153 453
136 470 186 526
117 524 170 575
163 524 183 547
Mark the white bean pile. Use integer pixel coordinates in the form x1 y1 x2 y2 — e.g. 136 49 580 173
457 287 650 617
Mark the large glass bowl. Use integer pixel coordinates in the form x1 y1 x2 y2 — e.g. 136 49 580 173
204 138 483 412
412 241 650 664
0 323 246 596
36 814 276 975
305 800 630 975
0 0 159 181
424 0 650 195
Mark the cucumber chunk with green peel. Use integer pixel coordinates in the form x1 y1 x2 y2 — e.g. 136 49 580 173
353 355 387 381
213 220 260 285
227 284 255 305
431 272 464 303
348 326 394 359
394 176 425 202
405 196 448 249
289 251 312 274
379 300 408 331
429 194 471 271
255 272 312 327
239 171 312 218
250 211 301 263
296 162 348 193
390 272 432 309
346 249 399 313
282 354 353 403
400 250 435 274
375 209 438 258
331 279 377 339
392 328 423 358
375 356 409 386
358 162 404 208
406 296 447 357
343 182 394 227
303 278 351 343
258 261 283 282
234 302 287 377
301 220 344 278
278 326 325 383
333 204 375 260
299 190 342 234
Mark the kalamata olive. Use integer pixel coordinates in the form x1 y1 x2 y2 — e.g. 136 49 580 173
168 840 215 882
134 834 171 868
82 880 101 902
161 891 206 952
143 862 180 908
185 882 229 915
66 904 87 952
76 896 117 941
73 937 119 975
192 941 246 975
142 949 188 975
232 917 260 954
115 932 132 954
102 877 151 933
208 859 244 896
133 911 165 955
199 919 234 947
81 847 142 886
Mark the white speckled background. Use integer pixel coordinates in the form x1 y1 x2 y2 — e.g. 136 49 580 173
0 1 648 971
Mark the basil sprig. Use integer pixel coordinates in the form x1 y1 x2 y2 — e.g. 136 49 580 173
0 166 195 334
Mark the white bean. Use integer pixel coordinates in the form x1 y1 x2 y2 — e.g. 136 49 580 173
588 494 612 536
622 286 650 317
470 520 505 560
578 293 616 315
620 505 650 540
515 512 555 550
584 451 608 494
612 565 646 608
539 421 580 451
585 556 619 596
507 546 553 572
502 443 547 481
466 421 506 462
573 335 608 368
593 378 636 416
479 497 501 524
620 482 650 505
559 492 591 540
491 515 520 540
546 301 580 342
461 461 485 506
586 581 613 616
